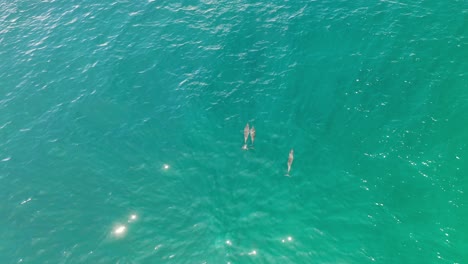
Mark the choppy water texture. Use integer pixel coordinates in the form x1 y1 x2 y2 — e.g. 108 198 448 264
1 0 467 263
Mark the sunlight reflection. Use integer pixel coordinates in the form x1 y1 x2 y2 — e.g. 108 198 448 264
20 197 32 205
248 250 257 255
128 214 137 222
113 225 127 236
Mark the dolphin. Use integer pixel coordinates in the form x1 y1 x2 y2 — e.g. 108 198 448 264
242 123 250 150
286 149 294 176
250 126 256 147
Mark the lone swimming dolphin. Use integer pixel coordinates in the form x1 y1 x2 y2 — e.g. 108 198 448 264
286 149 294 176
242 123 250 150
250 126 256 148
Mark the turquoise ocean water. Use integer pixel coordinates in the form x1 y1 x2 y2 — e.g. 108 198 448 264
1 0 467 263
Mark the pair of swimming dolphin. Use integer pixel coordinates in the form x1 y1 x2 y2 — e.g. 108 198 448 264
242 123 294 176
242 123 255 150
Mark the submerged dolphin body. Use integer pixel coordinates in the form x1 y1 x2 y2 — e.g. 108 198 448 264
286 149 294 176
250 126 256 147
242 123 250 150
